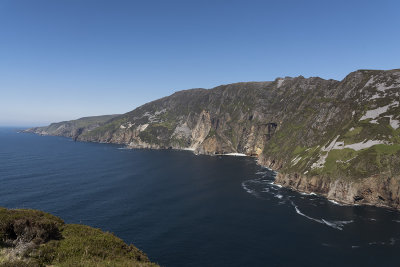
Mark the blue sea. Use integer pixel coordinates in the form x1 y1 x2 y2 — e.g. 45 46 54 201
1 127 400 266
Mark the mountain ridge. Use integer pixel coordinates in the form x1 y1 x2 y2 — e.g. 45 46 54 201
24 114 120 140
25 68 400 210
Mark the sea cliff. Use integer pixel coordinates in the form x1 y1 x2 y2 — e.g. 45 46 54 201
25 68 400 210
274 172 400 209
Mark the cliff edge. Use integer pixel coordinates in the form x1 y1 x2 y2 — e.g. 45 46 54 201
0 207 158 267
25 68 400 210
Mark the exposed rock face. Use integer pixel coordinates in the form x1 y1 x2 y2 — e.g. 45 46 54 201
25 69 400 209
190 110 212 151
275 173 400 210
76 83 284 155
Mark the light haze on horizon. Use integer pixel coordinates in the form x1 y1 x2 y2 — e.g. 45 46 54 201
1 0 400 126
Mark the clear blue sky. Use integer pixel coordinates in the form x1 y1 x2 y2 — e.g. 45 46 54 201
1 0 399 126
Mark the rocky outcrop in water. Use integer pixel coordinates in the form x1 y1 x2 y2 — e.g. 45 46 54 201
25 69 400 210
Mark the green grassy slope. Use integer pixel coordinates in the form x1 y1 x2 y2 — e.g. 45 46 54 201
0 207 158 267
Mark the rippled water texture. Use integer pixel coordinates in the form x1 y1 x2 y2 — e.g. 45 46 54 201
1 128 400 266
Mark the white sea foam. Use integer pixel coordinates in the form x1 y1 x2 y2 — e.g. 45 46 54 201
294 205 322 224
275 194 283 199
300 192 317 196
321 219 343 230
269 182 282 188
241 178 271 198
241 182 254 194
260 165 277 174
368 239 396 246
322 219 353 230
291 201 352 230
247 179 267 184
328 199 345 206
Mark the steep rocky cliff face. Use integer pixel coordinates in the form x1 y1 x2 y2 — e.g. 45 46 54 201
26 69 400 209
77 83 284 155
275 173 400 209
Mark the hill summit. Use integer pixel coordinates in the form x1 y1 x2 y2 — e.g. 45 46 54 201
26 69 400 210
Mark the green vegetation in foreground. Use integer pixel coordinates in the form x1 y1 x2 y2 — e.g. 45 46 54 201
0 207 159 267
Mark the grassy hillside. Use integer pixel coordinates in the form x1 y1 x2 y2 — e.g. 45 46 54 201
25 68 400 209
24 115 120 139
0 207 158 267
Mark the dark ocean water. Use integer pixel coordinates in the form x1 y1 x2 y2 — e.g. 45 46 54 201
1 127 400 267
